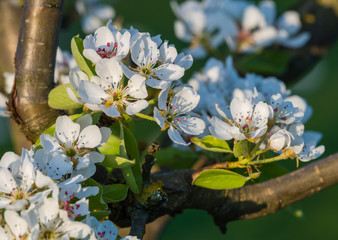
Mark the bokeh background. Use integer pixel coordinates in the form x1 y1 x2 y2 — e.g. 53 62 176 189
1 0 337 239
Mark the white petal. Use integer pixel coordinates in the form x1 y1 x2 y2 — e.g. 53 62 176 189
131 35 159 67
55 115 81 145
230 98 253 126
277 10 301 35
75 186 99 199
242 6 266 31
125 100 149 115
69 70 88 90
0 168 16 194
159 41 178 64
121 63 137 79
100 127 112 145
175 52 193 70
94 220 118 240
78 125 102 148
174 20 192 43
78 80 108 104
88 151 105 164
154 107 165 128
146 78 171 89
209 116 233 140
154 63 185 81
76 114 93 130
40 134 60 152
83 49 102 64
127 75 147 98
259 0 276 25
252 101 269 128
116 31 131 59
171 86 200 114
46 155 73 180
177 116 205 135
95 58 123 86
0 151 20 175
168 126 189 146
35 170 55 189
100 104 121 117
38 198 59 228
4 210 28 238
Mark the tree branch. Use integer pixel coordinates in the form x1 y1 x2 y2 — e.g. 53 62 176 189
111 153 338 234
8 0 64 142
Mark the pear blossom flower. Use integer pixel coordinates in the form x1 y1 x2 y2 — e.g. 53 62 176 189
268 126 293 152
297 132 325 162
122 33 185 89
36 115 110 179
83 23 130 64
210 98 270 141
154 86 205 145
229 1 310 52
76 0 116 34
0 150 55 211
76 59 149 117
26 196 91 239
171 0 238 59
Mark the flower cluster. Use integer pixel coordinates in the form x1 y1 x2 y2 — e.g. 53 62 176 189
172 0 310 58
189 56 324 162
67 21 205 145
76 0 116 34
0 115 138 239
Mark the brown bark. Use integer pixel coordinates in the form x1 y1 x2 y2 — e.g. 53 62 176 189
113 153 338 235
8 0 63 142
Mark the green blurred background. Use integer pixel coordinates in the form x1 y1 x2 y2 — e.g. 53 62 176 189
1 0 338 239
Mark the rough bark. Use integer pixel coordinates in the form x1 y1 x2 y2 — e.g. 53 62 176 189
111 153 338 235
8 0 63 142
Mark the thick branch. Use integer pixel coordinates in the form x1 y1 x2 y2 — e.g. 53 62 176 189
111 154 338 233
8 0 63 142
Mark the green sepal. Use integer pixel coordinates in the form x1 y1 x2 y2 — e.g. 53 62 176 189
71 35 96 78
192 169 247 190
191 135 232 153
102 184 129 203
48 83 82 110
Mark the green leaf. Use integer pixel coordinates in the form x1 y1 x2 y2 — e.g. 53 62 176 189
48 83 82 110
91 112 102 124
193 169 247 190
98 133 120 156
233 140 254 158
71 36 96 78
102 184 129 203
237 50 293 76
122 126 143 193
191 135 232 153
100 155 135 169
83 178 109 215
35 113 84 146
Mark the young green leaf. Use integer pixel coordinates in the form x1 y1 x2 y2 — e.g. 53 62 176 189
191 135 232 153
102 184 129 203
71 36 96 78
48 83 82 110
192 169 247 190
98 134 120 156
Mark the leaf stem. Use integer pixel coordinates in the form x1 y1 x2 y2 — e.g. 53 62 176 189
135 113 156 122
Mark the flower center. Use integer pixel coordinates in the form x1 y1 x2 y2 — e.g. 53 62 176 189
65 147 77 158
96 42 118 59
